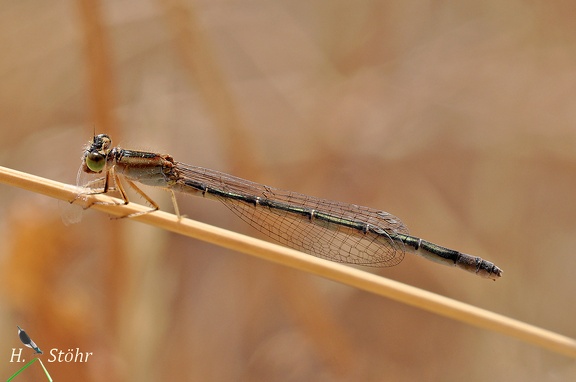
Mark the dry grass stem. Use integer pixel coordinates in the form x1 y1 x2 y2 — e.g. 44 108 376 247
1 165 575 359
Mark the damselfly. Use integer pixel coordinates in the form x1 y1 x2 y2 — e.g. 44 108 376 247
75 134 502 280
17 326 42 355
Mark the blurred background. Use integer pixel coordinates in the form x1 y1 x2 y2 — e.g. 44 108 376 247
1 0 575 380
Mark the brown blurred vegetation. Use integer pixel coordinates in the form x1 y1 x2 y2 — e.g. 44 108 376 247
1 0 575 381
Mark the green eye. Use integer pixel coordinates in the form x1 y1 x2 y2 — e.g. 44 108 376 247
86 152 106 172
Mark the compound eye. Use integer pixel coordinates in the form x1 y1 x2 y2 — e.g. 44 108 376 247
85 151 106 172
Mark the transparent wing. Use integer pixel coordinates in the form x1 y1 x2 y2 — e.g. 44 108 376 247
175 163 410 267
60 164 108 225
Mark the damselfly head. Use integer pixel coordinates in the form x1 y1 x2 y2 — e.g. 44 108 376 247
91 134 112 152
83 134 112 174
